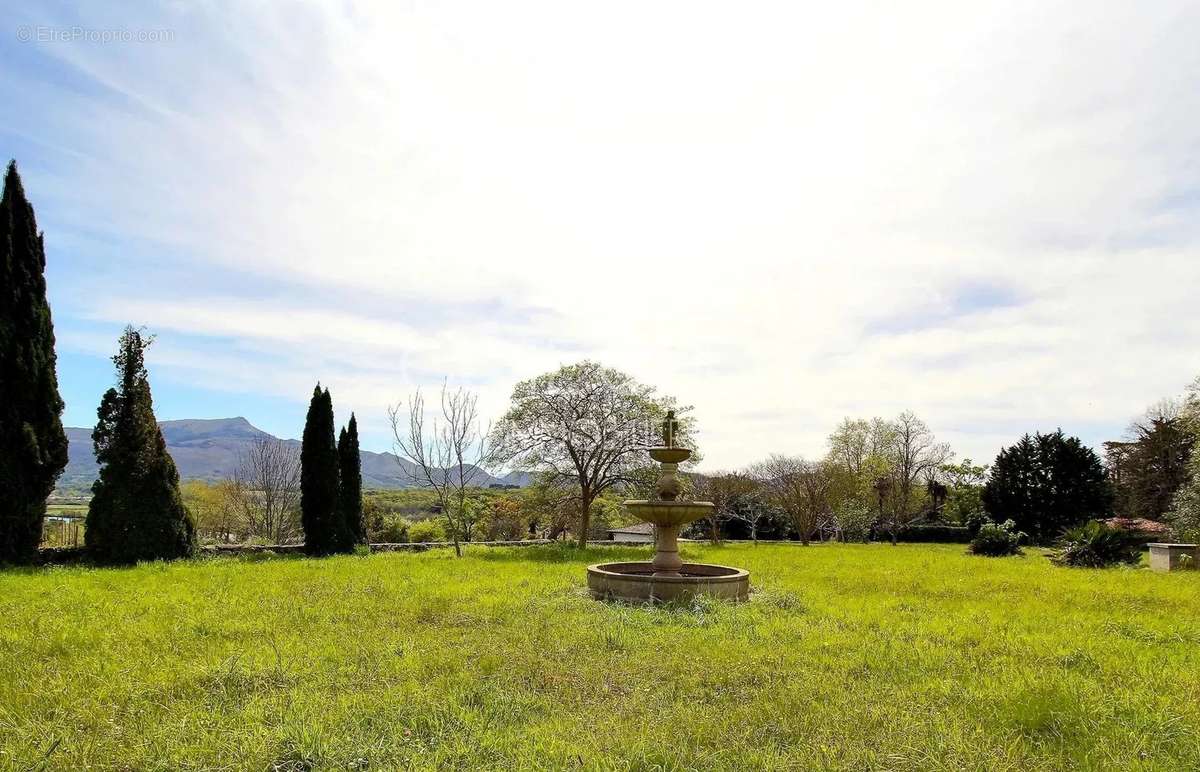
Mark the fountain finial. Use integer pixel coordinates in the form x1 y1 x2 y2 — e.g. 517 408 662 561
662 409 678 448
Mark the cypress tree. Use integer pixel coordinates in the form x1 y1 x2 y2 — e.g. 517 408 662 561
85 328 195 564
301 384 347 555
0 161 69 564
338 413 364 545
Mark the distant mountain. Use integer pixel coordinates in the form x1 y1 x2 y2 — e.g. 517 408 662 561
59 417 524 492
498 471 535 487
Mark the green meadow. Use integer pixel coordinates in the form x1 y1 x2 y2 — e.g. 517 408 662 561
2 543 1198 770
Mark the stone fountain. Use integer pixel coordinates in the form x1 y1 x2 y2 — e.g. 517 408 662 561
586 410 750 603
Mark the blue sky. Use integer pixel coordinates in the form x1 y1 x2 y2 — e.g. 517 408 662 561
4 1 1200 468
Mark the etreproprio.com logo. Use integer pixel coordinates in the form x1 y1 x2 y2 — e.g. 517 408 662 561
16 25 175 44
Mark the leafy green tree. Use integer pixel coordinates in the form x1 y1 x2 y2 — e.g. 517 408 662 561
832 500 874 542
301 385 350 555
0 161 69 564
1167 379 1200 540
85 328 195 564
939 459 989 524
491 361 693 548
982 430 1112 544
338 413 364 544
1167 453 1200 541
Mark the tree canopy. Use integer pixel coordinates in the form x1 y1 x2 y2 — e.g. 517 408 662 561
982 430 1112 544
491 361 692 547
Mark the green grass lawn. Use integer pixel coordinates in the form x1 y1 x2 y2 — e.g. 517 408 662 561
2 543 1198 770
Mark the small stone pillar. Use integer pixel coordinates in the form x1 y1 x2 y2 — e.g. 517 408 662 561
1147 543 1199 573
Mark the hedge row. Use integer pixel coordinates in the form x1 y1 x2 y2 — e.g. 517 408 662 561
896 524 972 543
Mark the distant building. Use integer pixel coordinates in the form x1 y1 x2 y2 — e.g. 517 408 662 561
606 522 654 543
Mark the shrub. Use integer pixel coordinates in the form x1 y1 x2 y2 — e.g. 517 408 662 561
964 510 989 536
409 519 447 543
969 520 1024 556
834 502 874 543
898 524 972 543
480 497 531 541
1052 521 1141 568
372 515 411 544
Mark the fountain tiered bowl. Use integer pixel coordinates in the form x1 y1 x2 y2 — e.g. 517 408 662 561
586 418 750 603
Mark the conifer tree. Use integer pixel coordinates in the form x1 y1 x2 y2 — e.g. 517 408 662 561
338 413 364 545
982 430 1112 544
301 385 348 554
0 161 70 564
85 327 195 563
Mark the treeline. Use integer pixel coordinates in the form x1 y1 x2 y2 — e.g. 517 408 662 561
185 483 635 547
684 420 1113 547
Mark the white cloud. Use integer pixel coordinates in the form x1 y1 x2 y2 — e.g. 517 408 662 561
10 0 1200 467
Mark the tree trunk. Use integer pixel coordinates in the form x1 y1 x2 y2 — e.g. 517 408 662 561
576 488 593 548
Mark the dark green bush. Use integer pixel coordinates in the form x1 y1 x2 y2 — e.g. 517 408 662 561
897 524 972 543
969 520 1024 556
1051 521 1141 568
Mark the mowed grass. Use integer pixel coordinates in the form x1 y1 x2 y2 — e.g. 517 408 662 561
1 543 1199 770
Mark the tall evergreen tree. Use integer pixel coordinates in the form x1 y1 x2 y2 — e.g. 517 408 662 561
1105 417 1194 520
338 413 364 545
85 328 195 564
300 385 348 554
0 161 69 564
982 430 1112 544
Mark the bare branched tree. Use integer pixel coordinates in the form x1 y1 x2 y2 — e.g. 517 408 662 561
692 471 758 545
389 383 493 557
752 454 833 546
231 436 302 544
882 411 952 544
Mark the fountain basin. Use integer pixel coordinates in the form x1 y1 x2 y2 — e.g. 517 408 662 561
624 499 714 527
648 446 693 465
587 561 750 603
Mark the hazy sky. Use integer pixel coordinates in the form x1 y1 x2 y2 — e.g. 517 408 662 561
4 1 1199 469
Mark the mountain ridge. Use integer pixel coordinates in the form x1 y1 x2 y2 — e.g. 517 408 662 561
60 417 526 492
